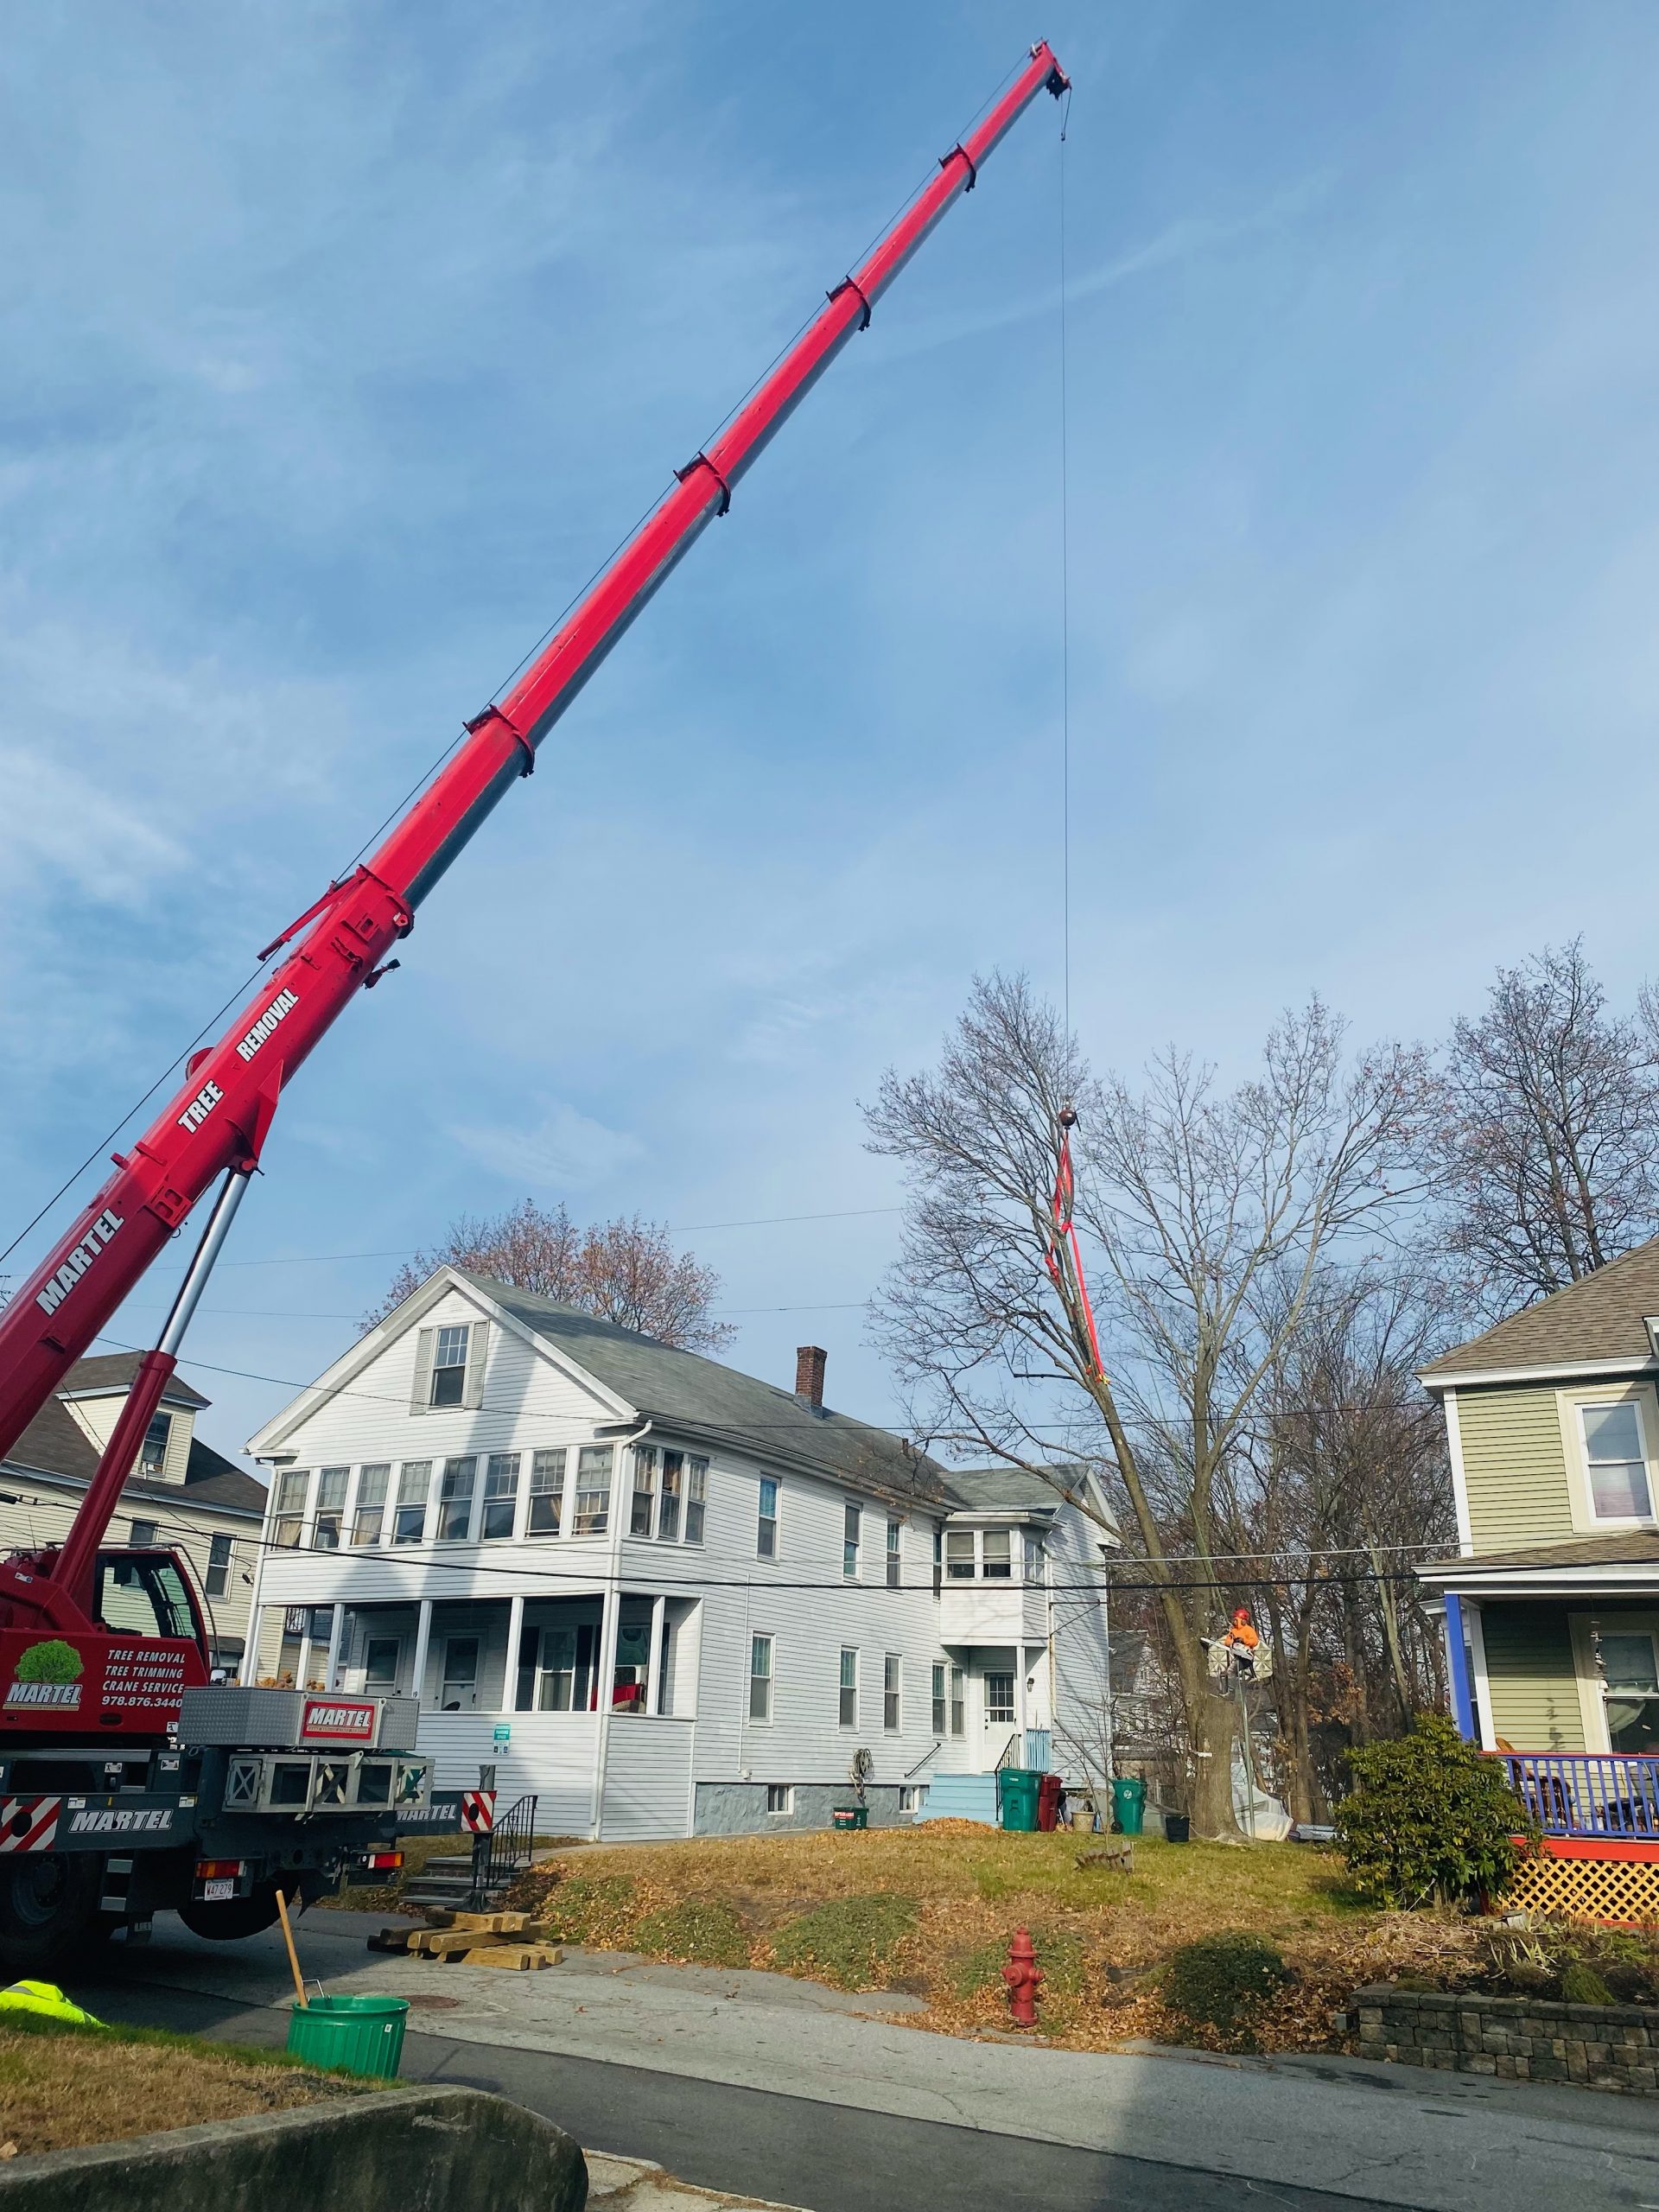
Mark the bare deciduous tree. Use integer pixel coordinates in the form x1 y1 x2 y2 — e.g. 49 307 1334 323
866 973 1427 1838
1219 1264 1457 1820
366 1198 734 1351
1430 941 1659 1317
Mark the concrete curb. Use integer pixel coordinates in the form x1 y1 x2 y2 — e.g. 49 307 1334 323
586 2151 804 2209
0 2082 586 2212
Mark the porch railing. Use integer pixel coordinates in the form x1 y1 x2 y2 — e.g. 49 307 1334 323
1495 1752 1659 1840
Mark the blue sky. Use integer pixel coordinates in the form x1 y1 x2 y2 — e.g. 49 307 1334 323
5 3 1659 1466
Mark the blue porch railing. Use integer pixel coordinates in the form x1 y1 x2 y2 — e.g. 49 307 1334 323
1495 1752 1659 1840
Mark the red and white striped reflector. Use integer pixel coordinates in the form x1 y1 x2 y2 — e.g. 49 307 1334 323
461 1790 496 1834
0 1797 61 1853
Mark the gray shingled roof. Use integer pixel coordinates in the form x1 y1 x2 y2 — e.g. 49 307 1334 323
1418 1529 1659 1578
1422 1239 1659 1381
2 1373 264 1518
58 1352 210 1408
942 1465 1071 1514
460 1272 946 1510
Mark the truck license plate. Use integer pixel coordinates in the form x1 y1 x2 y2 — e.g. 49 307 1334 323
202 1878 235 1902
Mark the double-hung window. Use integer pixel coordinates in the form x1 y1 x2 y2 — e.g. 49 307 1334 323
138 1412 170 1478
206 1532 232 1597
838 1648 858 1727
481 1453 519 1541
392 1462 430 1545
950 1663 965 1736
658 1450 683 1541
436 1457 476 1541
528 1449 566 1535
1023 1532 1046 1583
352 1465 391 1547
749 1635 773 1722
574 1446 613 1535
944 1530 975 1580
758 1477 779 1558
129 1517 157 1548
429 1324 469 1408
536 1627 578 1711
364 1636 401 1693
931 1662 948 1736
1581 1402 1654 1520
630 1447 658 1536
684 1457 706 1543
843 1503 861 1580
883 1654 901 1732
312 1467 348 1549
1601 1631 1659 1752
271 1470 309 1549
981 1530 1012 1580
887 1518 902 1588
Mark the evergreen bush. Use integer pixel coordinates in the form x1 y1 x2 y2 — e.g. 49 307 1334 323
1161 1932 1291 2046
1334 1713 1535 1910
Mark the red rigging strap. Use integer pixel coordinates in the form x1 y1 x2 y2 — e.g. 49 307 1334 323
1045 1107 1106 1380
0 43 1069 1460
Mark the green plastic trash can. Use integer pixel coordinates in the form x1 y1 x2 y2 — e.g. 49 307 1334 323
831 1805 868 1831
1110 1777 1147 1836
999 1768 1043 1833
285 1993 410 2078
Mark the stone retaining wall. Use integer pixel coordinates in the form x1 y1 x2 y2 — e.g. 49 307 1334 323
1354 1982 1659 2094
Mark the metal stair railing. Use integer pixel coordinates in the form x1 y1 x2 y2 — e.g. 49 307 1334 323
467 1792 539 1907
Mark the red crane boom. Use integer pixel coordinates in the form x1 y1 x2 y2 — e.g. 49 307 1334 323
0 43 1067 1494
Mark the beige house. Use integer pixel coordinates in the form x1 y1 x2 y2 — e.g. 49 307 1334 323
0 1352 266 1668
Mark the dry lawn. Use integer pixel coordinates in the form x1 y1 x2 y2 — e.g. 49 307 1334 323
0 2018 364 2158
508 1821 1489 2055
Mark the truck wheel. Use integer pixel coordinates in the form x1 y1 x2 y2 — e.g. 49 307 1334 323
0 1855 104 1974
177 1884 283 1941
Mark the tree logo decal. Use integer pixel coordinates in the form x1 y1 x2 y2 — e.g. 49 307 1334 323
5 1638 85 1709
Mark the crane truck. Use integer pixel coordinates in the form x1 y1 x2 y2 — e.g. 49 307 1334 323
0 42 1069 1971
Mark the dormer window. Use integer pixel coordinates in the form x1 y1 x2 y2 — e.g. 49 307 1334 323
138 1412 170 1478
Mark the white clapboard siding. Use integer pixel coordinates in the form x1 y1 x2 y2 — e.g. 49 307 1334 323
414 1712 599 1834
601 1719 696 1840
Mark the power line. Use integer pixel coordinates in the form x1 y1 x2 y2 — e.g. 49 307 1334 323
203 1206 904 1270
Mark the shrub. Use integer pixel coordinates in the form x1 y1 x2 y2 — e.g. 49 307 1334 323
538 1874 637 1944
771 1894 918 1989
1560 1961 1615 2007
632 1898 750 1969
1161 1932 1291 2046
1334 1713 1535 1910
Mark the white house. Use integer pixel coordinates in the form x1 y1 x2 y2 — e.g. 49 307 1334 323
1 1352 266 1669
240 1268 1113 1838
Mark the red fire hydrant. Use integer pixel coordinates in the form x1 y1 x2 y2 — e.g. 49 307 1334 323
1002 1927 1044 2028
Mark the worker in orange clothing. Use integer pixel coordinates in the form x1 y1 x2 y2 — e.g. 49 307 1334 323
1220 1606 1260 1677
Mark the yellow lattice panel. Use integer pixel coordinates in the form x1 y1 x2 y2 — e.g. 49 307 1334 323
1500 1853 1659 1925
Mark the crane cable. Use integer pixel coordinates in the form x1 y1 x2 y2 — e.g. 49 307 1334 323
1039 91 1106 1383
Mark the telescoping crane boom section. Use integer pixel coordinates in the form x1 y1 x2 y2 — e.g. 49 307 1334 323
0 42 1068 1478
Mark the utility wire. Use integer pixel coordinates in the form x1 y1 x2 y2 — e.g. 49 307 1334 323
1058 88 1072 1039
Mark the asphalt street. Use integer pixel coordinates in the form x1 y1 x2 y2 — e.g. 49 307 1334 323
67 1910 1659 2212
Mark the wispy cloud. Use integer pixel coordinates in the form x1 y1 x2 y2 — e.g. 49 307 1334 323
448 1101 645 1192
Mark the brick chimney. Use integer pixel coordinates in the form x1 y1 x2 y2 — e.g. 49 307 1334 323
795 1344 827 1408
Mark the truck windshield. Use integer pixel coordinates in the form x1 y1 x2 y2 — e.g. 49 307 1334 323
96 1553 199 1643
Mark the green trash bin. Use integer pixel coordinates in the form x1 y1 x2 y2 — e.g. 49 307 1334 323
998 1768 1043 1833
831 1805 868 1831
1110 1777 1147 1836
286 1993 410 2078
